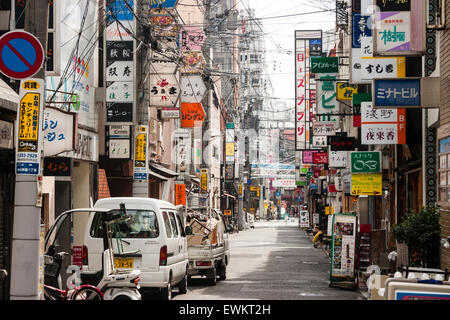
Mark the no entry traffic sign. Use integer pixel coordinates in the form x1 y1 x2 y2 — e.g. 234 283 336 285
0 30 44 80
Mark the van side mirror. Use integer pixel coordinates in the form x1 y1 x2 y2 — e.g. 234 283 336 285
185 225 193 235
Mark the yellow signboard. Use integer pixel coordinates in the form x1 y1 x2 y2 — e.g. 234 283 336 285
225 142 235 156
337 83 358 101
224 210 232 216
18 92 40 147
134 128 147 164
351 173 382 196
200 168 208 191
238 183 243 195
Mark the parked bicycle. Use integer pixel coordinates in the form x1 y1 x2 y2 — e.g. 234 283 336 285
43 252 103 300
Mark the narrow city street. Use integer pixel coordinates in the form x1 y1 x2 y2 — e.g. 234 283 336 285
174 219 362 300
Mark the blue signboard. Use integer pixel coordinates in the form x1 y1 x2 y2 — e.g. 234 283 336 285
352 13 372 48
107 0 134 21
374 79 421 107
149 0 177 8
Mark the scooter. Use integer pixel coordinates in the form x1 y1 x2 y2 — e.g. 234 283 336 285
44 207 142 300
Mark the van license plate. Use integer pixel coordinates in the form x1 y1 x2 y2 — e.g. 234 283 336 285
114 257 134 269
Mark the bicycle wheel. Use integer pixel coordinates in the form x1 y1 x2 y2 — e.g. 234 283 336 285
71 286 103 300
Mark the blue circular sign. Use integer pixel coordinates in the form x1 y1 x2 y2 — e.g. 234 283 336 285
0 30 44 80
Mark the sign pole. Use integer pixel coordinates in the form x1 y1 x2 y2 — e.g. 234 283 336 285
9 0 48 300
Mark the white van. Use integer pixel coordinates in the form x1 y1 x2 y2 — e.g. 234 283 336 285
83 197 189 300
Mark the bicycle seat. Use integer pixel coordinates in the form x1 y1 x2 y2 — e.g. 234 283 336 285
80 270 104 286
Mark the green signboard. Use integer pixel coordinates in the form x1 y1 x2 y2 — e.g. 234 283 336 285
350 151 381 174
311 57 339 74
352 93 372 105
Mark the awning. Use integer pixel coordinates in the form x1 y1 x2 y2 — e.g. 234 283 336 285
0 78 19 112
149 163 179 178
148 169 168 181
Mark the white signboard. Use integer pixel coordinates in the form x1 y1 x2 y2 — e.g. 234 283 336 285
161 108 180 119
361 57 405 80
375 12 411 53
109 125 130 139
109 139 130 159
0 120 14 149
312 136 328 149
106 22 133 41
329 151 348 168
174 129 192 172
316 73 339 115
43 107 76 157
149 74 180 107
106 81 133 103
180 75 207 103
361 102 406 145
300 210 310 228
272 179 297 189
312 121 337 136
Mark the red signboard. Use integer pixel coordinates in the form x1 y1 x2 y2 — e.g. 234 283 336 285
175 184 186 206
181 103 206 128
313 152 328 164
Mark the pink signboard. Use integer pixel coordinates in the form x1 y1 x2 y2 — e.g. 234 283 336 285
180 26 206 52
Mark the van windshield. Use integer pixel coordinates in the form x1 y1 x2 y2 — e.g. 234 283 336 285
90 210 159 239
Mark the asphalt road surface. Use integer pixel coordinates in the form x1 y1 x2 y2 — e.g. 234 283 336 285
173 218 363 300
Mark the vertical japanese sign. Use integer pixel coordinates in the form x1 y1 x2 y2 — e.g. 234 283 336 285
295 30 322 151
200 168 208 192
174 129 191 173
16 78 44 175
361 102 406 144
105 0 135 123
330 213 357 282
133 125 148 180
175 183 186 206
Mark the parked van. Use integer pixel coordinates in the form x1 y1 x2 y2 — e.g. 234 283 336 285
84 197 189 300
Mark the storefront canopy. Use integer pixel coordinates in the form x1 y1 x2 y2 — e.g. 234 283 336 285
148 169 168 181
149 162 179 178
0 78 19 112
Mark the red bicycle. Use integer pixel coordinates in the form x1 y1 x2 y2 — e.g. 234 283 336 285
43 252 103 300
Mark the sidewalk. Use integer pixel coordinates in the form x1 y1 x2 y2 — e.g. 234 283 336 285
303 229 368 300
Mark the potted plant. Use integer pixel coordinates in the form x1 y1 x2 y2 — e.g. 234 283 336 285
392 206 441 268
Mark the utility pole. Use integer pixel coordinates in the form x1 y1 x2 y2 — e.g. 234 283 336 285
132 0 150 198
10 0 49 300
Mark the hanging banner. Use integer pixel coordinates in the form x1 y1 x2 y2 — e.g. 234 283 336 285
175 183 186 206
16 78 45 175
200 168 208 192
351 173 382 196
330 214 357 285
361 102 406 145
133 125 148 180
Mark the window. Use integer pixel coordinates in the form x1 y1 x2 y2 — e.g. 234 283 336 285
90 210 159 239
162 212 173 238
168 212 179 238
176 213 186 237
